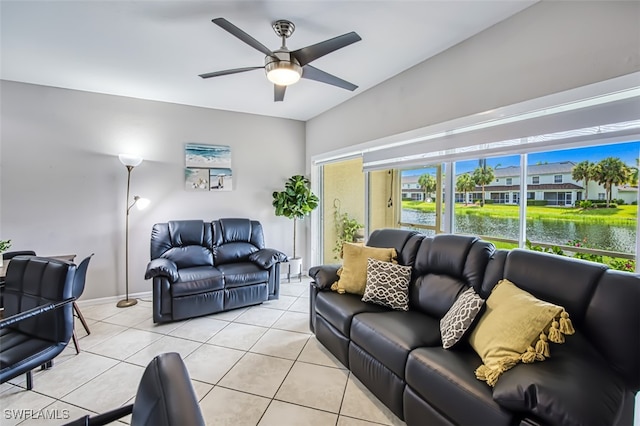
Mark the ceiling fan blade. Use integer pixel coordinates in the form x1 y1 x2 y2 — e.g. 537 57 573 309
212 18 274 57
274 85 286 102
302 65 358 91
199 66 263 79
292 32 361 66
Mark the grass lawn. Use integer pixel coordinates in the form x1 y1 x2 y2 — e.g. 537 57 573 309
402 200 637 224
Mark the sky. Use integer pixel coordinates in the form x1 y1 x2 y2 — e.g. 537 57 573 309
404 140 639 176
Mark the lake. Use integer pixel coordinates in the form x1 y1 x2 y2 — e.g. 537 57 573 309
402 209 636 254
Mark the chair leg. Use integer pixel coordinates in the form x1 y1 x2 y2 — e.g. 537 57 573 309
25 371 33 390
41 360 53 370
72 330 80 354
74 302 90 335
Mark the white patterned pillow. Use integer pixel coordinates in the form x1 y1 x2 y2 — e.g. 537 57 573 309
361 258 412 311
440 287 485 349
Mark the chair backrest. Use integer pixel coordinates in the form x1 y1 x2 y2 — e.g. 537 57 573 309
131 352 205 426
410 234 495 318
2 250 36 260
150 220 214 268
211 218 264 265
3 256 75 343
72 254 94 299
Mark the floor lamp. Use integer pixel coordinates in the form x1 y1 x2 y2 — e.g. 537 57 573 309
117 154 149 308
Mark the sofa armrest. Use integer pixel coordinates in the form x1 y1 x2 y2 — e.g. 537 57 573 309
248 248 288 269
145 258 179 283
308 264 341 290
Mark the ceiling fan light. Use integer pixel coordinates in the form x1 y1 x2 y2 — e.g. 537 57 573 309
265 61 302 86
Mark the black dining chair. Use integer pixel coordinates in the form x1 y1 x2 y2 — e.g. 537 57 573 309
2 250 37 260
64 352 205 426
0 256 76 390
70 254 93 354
1 251 36 302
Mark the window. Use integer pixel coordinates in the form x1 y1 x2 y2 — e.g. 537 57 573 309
532 176 540 184
491 193 509 204
506 178 513 185
400 166 443 234
526 142 637 272
527 192 535 199
454 155 520 241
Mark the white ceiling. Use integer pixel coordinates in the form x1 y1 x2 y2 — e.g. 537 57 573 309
0 1 536 121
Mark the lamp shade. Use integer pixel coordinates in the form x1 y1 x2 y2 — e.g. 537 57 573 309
118 154 143 167
135 197 150 210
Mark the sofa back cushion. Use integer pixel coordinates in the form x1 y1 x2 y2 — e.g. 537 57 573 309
411 235 494 318
502 249 607 327
584 270 640 391
212 218 264 265
150 221 214 268
367 229 423 267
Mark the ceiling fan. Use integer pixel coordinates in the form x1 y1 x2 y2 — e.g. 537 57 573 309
199 18 362 102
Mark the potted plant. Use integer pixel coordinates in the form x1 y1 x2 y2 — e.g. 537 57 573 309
272 175 319 274
0 239 11 268
333 203 364 260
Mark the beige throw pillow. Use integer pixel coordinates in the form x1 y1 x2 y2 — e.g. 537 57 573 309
331 243 397 296
468 279 575 387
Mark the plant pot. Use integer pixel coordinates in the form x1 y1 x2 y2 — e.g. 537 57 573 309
286 257 303 283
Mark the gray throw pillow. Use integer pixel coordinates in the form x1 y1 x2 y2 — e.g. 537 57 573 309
361 258 412 311
440 286 485 349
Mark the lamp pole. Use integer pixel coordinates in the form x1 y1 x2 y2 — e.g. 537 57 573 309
118 165 138 308
117 154 145 308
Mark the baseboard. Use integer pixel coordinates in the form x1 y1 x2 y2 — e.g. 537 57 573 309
76 290 153 307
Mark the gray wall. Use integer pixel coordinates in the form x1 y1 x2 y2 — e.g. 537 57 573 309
0 81 305 300
306 1 640 162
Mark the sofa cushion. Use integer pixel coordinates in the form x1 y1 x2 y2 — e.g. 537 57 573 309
503 249 607 326
468 279 575 387
172 267 224 297
440 286 485 349
315 291 388 337
351 311 441 379
493 332 626 426
213 242 258 265
411 235 493 318
332 243 397 295
406 346 514 426
163 246 213 269
217 263 269 288
361 258 412 311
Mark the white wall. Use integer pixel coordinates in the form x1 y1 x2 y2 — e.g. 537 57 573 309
0 81 306 300
306 1 640 162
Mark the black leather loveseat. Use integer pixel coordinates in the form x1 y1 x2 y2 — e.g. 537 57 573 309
145 218 286 323
309 229 640 426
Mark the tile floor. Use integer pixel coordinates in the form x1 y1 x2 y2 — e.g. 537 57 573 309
0 278 405 426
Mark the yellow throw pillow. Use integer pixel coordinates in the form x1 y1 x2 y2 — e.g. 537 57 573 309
468 279 575 387
330 243 397 295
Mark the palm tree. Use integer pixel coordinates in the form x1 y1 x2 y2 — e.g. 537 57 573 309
456 173 475 205
630 158 639 187
417 174 436 201
571 160 596 200
593 157 630 207
472 165 494 207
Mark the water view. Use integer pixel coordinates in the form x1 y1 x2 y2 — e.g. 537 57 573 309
402 209 636 254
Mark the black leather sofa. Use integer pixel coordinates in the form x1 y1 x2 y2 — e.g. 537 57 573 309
309 229 640 426
145 218 286 323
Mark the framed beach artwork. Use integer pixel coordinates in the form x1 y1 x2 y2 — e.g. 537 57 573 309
185 143 233 191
